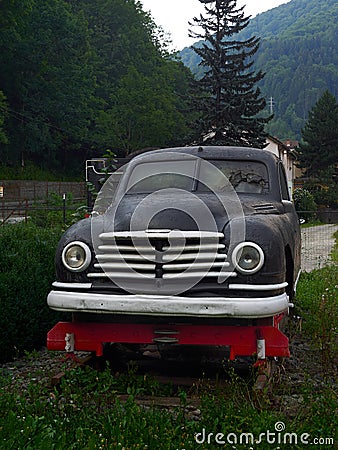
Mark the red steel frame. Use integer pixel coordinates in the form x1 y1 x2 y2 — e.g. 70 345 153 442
47 315 290 360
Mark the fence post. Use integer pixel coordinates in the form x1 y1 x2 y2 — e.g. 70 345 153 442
0 187 3 223
63 193 66 224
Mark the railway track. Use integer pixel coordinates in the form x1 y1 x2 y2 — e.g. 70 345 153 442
51 343 277 410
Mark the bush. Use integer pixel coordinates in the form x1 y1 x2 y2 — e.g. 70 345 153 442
303 177 338 209
0 222 66 362
29 192 84 229
293 188 317 221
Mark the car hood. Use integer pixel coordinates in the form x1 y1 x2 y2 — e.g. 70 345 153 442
102 192 282 233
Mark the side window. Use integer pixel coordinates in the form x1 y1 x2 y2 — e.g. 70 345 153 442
279 164 290 201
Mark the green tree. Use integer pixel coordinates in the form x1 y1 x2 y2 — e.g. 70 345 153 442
69 0 158 103
0 0 97 171
0 91 8 144
95 63 193 153
71 0 194 155
182 0 338 141
0 0 196 173
188 0 270 147
296 90 338 177
0 0 32 150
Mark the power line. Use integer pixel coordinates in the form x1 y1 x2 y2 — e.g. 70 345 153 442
0 104 75 136
0 104 95 151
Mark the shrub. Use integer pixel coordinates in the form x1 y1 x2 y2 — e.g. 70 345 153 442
293 188 317 221
0 222 66 362
303 170 338 209
29 192 83 229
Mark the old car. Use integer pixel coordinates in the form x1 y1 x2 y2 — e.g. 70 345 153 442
47 146 301 366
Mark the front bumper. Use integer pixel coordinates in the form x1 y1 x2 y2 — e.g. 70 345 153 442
47 320 290 359
47 289 290 319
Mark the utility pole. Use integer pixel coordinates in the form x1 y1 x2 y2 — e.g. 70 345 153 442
268 97 275 115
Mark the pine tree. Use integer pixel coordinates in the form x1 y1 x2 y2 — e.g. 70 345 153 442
0 91 8 144
188 0 270 148
297 90 338 178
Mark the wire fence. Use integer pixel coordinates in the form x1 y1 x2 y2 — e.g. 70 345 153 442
0 197 86 225
301 223 337 272
297 209 338 225
0 180 86 224
0 180 86 202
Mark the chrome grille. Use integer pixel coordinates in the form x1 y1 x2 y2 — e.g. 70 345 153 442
87 229 236 281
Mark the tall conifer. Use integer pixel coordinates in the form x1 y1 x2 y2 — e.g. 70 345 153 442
189 0 270 147
297 90 338 178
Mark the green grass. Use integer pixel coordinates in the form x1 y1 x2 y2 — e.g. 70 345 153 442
295 265 338 372
294 229 337 369
300 220 323 228
0 360 336 449
330 230 338 262
0 231 337 449
1 264 337 449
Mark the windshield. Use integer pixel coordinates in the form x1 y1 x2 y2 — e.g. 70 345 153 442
126 160 197 192
199 160 268 194
126 159 268 194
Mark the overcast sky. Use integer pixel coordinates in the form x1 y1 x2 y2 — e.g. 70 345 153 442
140 0 291 50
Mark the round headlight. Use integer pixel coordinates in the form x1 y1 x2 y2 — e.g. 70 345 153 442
232 242 264 274
62 241 91 272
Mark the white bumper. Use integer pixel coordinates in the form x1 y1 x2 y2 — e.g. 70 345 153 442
47 289 289 319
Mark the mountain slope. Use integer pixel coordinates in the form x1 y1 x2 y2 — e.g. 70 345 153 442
179 0 338 140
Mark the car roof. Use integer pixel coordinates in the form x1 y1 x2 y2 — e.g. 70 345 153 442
129 146 279 166
115 146 282 201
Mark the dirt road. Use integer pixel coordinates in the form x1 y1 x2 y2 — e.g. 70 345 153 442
301 224 338 272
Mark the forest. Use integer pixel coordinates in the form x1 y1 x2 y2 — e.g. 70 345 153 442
180 0 338 140
0 0 195 175
1 0 337 176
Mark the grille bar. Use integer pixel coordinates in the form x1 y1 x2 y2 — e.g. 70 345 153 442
88 272 155 279
99 230 224 240
94 262 155 270
163 261 230 270
98 245 157 253
162 252 226 262
97 253 157 262
163 271 236 279
163 243 225 252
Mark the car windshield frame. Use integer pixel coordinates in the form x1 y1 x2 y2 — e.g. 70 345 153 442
125 158 269 195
